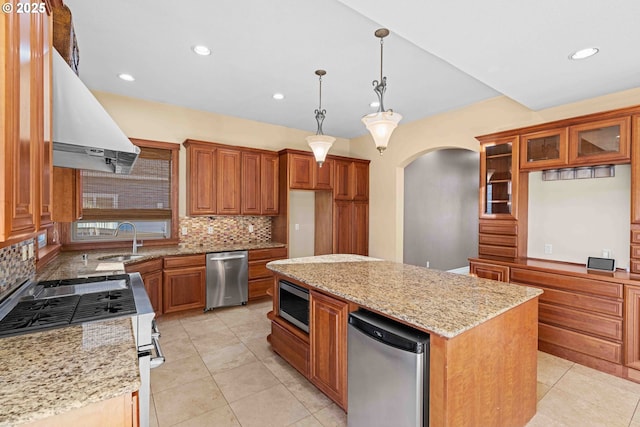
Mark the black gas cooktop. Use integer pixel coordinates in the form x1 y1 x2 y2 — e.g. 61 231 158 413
0 275 137 337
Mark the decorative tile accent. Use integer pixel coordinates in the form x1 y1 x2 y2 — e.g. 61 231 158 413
179 216 271 248
0 238 35 301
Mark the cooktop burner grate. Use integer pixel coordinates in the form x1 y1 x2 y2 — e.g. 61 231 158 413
0 283 137 337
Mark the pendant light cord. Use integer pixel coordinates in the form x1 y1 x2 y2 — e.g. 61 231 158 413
380 36 384 82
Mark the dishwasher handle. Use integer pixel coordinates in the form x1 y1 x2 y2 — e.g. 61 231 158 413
208 254 246 262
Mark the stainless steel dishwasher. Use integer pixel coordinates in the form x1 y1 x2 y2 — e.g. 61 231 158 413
205 250 248 310
348 309 430 427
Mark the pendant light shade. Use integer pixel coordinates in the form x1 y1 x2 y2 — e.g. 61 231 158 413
361 110 402 154
306 134 335 166
307 69 335 167
363 28 402 155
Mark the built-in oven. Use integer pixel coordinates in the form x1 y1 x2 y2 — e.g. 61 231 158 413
278 280 309 333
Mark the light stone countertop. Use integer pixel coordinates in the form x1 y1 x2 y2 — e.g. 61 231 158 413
267 254 543 338
0 319 140 426
36 241 286 282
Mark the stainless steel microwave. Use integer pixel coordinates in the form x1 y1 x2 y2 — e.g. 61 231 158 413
278 280 309 333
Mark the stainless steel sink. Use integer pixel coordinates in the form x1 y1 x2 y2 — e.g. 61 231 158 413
98 254 145 262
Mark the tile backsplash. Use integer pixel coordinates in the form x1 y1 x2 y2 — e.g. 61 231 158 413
179 216 271 248
0 238 35 301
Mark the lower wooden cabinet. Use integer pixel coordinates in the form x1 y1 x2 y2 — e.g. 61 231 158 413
470 260 509 282
333 201 368 256
125 258 163 315
625 285 640 371
270 319 309 376
163 255 206 314
309 290 348 410
248 247 287 300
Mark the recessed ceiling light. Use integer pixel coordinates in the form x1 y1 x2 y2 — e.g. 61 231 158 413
192 45 211 56
273 93 285 100
118 73 135 82
370 101 380 108
569 47 599 60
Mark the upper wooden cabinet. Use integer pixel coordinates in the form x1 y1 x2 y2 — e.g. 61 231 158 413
568 117 630 165
1 8 51 242
184 140 278 216
334 159 369 201
184 140 217 215
51 167 82 222
479 136 519 219
314 158 334 190
217 148 241 215
289 153 315 190
520 128 568 170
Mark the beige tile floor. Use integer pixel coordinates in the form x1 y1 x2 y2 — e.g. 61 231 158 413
152 300 640 427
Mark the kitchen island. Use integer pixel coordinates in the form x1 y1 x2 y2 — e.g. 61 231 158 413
267 255 543 427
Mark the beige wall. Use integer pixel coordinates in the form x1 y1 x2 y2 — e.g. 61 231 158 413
92 91 351 218
349 89 640 262
94 88 640 262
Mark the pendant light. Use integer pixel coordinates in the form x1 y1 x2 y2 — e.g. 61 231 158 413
362 28 402 155
306 69 335 167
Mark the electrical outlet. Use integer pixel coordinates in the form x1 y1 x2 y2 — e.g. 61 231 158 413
294 224 299 231
602 249 612 258
544 244 552 254
181 227 188 236
249 224 254 233
207 226 214 235
21 246 28 261
426 260 430 268
28 243 34 259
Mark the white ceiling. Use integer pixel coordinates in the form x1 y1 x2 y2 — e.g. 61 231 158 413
63 0 640 139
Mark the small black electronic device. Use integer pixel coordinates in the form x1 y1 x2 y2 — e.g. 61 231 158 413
586 256 616 273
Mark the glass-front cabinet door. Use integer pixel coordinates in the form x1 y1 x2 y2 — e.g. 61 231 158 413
481 136 519 218
520 128 568 170
569 117 630 165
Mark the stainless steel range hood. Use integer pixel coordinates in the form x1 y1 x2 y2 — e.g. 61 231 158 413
52 49 139 174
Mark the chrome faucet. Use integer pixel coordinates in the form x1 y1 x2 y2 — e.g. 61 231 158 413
114 221 143 254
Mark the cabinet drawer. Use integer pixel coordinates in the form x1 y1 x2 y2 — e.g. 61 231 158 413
539 323 622 363
479 233 517 247
478 244 517 258
249 277 273 300
510 268 622 299
469 261 509 282
633 229 640 244
531 285 623 317
632 245 640 259
249 260 271 279
539 302 622 341
631 260 640 274
271 321 309 377
248 246 287 261
163 254 206 269
479 221 517 235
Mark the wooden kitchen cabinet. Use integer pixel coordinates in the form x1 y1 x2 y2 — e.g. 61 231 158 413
51 167 83 222
217 148 241 215
248 246 287 300
309 290 348 410
184 140 217 215
569 117 630 165
163 254 206 313
1 6 51 242
314 158 333 190
333 201 368 256
289 153 315 189
520 127 568 170
625 285 640 371
260 152 279 215
126 258 163 315
352 161 369 201
469 260 509 282
241 151 261 215
333 160 352 200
